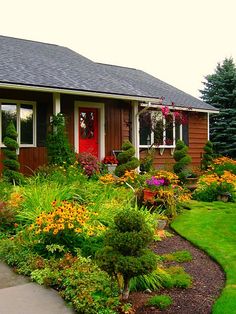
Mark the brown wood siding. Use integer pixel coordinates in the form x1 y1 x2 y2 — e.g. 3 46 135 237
188 112 208 166
140 112 208 169
19 147 48 175
105 100 131 156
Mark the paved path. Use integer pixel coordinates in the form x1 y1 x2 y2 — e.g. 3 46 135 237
0 262 75 314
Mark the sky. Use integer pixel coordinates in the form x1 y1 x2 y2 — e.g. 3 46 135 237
0 0 236 99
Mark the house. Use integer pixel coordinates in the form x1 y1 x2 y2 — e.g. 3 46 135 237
0 35 218 174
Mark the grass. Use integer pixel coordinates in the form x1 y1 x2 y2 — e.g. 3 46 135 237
171 200 236 314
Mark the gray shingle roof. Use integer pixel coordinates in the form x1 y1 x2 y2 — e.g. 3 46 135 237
0 35 216 111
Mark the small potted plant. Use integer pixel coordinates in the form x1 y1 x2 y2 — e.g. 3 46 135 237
143 176 166 203
102 155 118 173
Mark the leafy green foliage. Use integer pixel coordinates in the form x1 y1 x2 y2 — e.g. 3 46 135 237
201 141 214 170
2 121 24 184
46 113 76 167
115 141 140 177
200 58 236 158
96 208 157 299
160 250 192 263
173 140 192 182
147 294 172 310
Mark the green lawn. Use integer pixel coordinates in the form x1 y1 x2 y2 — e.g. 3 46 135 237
172 201 236 314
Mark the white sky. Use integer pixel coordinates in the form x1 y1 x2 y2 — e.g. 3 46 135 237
1 0 236 99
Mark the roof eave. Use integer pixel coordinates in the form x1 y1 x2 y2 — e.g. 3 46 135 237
0 82 219 113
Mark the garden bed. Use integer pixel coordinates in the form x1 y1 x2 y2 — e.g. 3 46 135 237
128 229 225 313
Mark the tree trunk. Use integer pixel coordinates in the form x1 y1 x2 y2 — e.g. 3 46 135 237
121 278 130 300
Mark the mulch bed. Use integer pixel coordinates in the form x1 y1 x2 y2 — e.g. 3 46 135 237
128 228 225 314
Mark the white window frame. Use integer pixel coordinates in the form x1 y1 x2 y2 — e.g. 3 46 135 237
139 110 183 149
0 99 37 148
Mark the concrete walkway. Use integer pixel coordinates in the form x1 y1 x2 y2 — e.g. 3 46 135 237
0 262 75 314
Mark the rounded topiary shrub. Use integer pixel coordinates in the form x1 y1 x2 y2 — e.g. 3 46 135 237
173 140 192 182
96 208 157 300
114 141 140 177
2 121 24 184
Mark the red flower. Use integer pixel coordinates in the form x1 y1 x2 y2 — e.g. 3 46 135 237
102 156 118 164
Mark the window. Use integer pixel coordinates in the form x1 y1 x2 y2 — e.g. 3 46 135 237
0 100 36 147
139 110 182 147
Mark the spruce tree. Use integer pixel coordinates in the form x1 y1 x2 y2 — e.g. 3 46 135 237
200 58 236 158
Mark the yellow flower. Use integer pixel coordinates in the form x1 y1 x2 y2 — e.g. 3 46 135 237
53 229 59 235
68 223 74 229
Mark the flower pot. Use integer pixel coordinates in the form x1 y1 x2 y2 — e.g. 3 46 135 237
107 164 117 173
217 193 229 202
143 189 157 203
157 219 168 230
185 177 198 191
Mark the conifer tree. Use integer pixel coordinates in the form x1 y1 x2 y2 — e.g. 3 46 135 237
200 58 236 158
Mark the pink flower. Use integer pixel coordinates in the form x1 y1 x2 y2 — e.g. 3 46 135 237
161 106 170 116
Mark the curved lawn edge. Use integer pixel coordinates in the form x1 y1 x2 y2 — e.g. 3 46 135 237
171 201 236 314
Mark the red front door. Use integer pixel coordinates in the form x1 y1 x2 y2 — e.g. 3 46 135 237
79 107 99 158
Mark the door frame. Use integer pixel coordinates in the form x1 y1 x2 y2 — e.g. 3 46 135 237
74 101 105 160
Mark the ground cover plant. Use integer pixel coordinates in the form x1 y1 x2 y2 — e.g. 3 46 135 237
172 200 236 314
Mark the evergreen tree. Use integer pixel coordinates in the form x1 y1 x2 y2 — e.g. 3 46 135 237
46 113 76 167
200 58 236 158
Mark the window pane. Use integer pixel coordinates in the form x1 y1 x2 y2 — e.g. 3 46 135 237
20 104 33 144
165 114 173 145
1 104 17 142
139 112 151 145
80 111 95 139
153 111 164 145
175 124 181 142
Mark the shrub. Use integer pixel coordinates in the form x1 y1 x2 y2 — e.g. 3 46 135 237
96 208 157 299
115 141 140 177
46 113 76 167
147 294 172 310
0 201 17 233
201 141 214 170
77 152 100 177
173 140 192 182
2 121 24 184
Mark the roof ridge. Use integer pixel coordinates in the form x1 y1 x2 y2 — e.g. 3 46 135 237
97 62 138 71
0 34 60 48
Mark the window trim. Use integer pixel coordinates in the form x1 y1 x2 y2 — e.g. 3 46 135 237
139 110 183 148
0 99 37 148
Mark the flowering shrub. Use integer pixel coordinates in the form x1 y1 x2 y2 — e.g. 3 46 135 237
99 173 116 184
102 156 118 164
210 156 236 175
154 170 179 185
146 177 166 191
193 171 236 202
77 152 100 177
29 201 106 255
